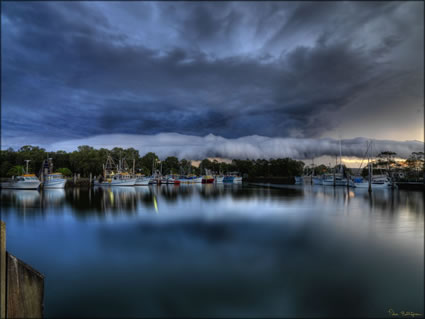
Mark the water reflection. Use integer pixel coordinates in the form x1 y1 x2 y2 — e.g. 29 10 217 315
1 184 423 317
1 185 423 220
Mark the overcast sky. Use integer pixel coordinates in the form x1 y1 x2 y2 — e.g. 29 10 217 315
1 1 424 160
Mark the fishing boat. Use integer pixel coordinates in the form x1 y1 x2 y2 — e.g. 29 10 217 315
135 174 151 186
202 175 214 183
1 160 41 190
353 175 393 188
215 176 224 183
322 174 353 186
223 176 234 183
233 176 242 183
40 158 67 188
44 173 67 189
184 175 202 183
111 172 136 186
94 156 136 186
1 174 41 190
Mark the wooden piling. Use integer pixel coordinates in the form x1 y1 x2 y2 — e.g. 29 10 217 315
6 253 44 318
0 221 44 318
1 221 6 319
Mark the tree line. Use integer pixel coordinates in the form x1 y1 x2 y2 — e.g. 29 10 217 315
0 145 305 178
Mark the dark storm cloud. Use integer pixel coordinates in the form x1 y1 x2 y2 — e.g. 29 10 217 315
1 1 423 149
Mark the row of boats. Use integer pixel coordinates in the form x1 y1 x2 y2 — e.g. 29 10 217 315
1 158 67 190
93 156 242 186
296 173 394 188
93 173 243 186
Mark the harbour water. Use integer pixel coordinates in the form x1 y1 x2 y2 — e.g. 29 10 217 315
1 184 423 317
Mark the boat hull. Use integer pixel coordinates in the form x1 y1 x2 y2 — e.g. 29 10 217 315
1 181 41 190
223 176 234 183
215 176 224 183
111 178 137 186
202 178 214 183
43 179 67 189
135 177 151 186
354 182 392 188
233 177 242 183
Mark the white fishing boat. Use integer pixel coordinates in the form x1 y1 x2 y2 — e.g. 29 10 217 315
233 176 242 183
111 172 136 186
44 173 67 189
322 174 352 186
353 175 393 188
1 174 41 190
135 175 151 186
215 176 224 183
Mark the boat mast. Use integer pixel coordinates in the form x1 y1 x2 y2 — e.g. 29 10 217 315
339 138 343 173
24 160 30 174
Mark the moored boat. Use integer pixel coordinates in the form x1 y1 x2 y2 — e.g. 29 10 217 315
223 176 234 183
111 172 137 186
44 173 67 189
1 174 41 190
202 175 214 183
233 176 242 183
215 176 224 183
135 175 151 186
353 175 393 188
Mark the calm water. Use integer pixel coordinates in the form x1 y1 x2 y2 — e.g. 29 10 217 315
1 184 423 317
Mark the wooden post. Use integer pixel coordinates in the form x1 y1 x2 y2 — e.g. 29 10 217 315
89 173 92 187
6 253 44 318
1 221 6 319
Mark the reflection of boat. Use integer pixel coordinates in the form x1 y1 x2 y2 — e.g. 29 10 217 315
110 186 136 195
1 189 40 203
44 173 67 189
43 189 65 203
1 174 41 189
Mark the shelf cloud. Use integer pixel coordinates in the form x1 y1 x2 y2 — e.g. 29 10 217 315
39 133 424 161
